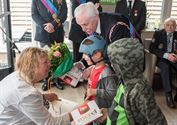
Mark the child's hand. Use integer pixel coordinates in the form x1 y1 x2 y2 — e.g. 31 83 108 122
82 66 94 80
95 108 108 124
73 61 85 69
43 93 58 102
85 89 96 100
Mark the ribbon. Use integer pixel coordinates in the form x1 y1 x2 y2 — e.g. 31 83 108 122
76 0 86 4
41 0 59 16
129 21 135 38
41 0 61 27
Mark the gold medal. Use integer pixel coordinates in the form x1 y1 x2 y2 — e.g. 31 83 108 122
52 14 61 27
52 14 58 19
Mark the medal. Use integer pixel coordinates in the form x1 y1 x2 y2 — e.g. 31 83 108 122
134 10 138 17
52 14 61 27
52 14 57 19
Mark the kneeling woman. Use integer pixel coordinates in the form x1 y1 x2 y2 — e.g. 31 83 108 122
0 47 73 125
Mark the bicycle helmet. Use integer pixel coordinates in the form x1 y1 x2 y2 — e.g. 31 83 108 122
79 35 107 57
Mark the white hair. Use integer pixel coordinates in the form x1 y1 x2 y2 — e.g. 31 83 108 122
164 17 176 25
74 2 99 19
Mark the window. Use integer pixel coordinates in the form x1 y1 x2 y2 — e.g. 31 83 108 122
144 0 163 29
10 0 32 42
8 0 176 37
171 0 177 19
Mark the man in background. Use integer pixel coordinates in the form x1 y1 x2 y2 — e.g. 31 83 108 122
115 0 146 37
150 18 177 108
32 0 67 47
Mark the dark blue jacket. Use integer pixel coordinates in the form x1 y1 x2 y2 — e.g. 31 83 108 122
69 12 130 45
150 29 177 60
31 0 67 44
115 0 146 34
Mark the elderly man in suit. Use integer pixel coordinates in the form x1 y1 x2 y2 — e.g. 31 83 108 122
71 2 134 45
69 0 102 62
150 18 177 108
115 0 146 36
69 2 142 66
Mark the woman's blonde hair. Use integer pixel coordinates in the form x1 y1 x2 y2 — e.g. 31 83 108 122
15 47 48 83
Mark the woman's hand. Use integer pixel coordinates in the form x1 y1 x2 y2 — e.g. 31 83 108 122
43 93 58 102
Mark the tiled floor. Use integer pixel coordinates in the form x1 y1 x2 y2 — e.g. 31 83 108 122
155 90 177 125
36 82 177 125
35 82 87 115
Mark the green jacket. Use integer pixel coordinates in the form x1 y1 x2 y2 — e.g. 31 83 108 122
107 83 129 125
107 38 167 125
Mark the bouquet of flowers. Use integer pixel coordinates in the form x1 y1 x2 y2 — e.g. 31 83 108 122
49 42 73 78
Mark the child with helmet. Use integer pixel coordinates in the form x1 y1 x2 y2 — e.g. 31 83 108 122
79 34 119 109
96 38 167 125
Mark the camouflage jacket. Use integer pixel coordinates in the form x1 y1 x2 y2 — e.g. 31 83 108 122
107 38 167 125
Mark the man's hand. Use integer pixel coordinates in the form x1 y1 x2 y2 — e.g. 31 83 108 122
43 93 58 102
85 88 96 101
167 53 177 63
43 23 55 33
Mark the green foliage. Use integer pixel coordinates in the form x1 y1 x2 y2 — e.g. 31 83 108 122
49 42 70 73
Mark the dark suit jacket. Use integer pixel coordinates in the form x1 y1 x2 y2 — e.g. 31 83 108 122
115 0 146 34
150 29 177 61
99 13 130 44
69 12 130 45
31 0 67 44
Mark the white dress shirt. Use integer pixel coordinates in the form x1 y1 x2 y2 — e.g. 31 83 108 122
127 0 135 8
0 71 70 125
96 18 101 35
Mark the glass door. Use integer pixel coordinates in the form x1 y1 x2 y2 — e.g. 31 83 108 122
0 0 14 80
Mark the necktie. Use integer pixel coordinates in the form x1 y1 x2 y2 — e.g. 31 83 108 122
167 33 172 52
128 0 132 16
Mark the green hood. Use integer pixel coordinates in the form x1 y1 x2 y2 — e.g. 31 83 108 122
107 38 144 85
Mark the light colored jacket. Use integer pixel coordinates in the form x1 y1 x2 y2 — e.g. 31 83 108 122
0 71 70 125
